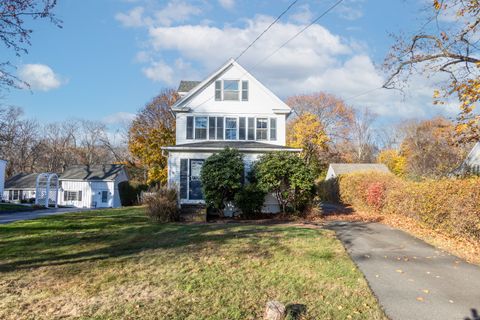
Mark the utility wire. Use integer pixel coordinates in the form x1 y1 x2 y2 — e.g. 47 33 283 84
235 0 300 61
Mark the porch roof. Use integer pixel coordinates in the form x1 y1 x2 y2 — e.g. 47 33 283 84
162 141 302 152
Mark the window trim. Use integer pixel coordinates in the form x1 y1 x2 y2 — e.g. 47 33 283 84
256 118 268 141
225 117 238 140
241 80 248 101
194 116 208 140
222 80 240 101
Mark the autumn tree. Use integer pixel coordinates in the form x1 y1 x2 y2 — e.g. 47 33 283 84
377 149 407 177
287 112 329 167
384 0 480 142
399 117 469 178
286 92 354 141
128 89 178 185
0 1 61 91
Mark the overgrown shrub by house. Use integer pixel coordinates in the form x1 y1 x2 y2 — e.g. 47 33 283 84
142 187 179 222
200 148 244 215
319 172 480 241
119 181 148 206
234 183 266 217
253 152 315 213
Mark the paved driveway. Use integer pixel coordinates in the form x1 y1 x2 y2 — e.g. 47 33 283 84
328 221 480 320
0 207 93 224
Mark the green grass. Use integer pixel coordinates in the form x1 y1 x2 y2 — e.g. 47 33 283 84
0 203 34 213
0 207 385 320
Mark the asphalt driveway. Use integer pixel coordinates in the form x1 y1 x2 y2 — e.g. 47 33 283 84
0 207 93 224
328 221 480 320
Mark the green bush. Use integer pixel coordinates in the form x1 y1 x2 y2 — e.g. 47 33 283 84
142 187 179 222
234 184 266 218
321 172 480 242
200 148 244 215
253 152 315 213
119 181 148 206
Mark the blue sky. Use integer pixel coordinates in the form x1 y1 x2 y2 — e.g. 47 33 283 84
3 0 456 127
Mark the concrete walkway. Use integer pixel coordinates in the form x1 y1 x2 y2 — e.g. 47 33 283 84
0 207 93 224
327 221 480 320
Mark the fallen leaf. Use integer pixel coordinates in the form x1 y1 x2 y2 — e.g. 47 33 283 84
416 297 424 302
449 300 454 303
422 289 430 294
396 269 403 273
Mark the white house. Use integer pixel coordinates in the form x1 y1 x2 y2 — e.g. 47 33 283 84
58 164 128 208
454 142 480 175
0 159 6 201
162 58 301 213
3 173 39 202
325 163 391 180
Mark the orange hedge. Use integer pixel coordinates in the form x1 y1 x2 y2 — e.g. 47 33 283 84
318 172 480 241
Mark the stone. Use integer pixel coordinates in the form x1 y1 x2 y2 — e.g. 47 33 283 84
263 300 286 320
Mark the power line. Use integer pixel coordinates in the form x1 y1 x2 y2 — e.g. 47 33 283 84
235 0 300 61
251 0 345 69
190 0 346 111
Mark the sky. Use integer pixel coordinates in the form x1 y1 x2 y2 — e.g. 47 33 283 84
3 0 460 129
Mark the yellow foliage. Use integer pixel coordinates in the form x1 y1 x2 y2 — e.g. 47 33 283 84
377 149 407 177
287 112 329 164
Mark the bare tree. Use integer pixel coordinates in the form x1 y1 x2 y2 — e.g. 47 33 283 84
0 1 61 92
350 109 377 163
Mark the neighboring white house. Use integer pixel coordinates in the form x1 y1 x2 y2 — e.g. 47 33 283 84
0 159 6 201
325 163 391 180
3 173 39 202
58 164 128 208
162 58 301 213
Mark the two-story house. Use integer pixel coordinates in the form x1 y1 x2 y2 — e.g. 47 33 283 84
162 58 301 213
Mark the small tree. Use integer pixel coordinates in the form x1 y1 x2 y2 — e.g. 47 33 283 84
200 148 244 215
253 152 315 213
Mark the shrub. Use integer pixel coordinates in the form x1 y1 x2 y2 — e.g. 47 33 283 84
234 184 266 218
200 148 244 215
119 181 148 206
253 152 315 213
323 172 480 242
143 187 179 222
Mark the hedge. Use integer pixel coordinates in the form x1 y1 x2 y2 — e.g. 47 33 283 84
318 172 480 241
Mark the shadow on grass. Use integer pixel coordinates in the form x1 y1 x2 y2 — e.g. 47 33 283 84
0 208 323 273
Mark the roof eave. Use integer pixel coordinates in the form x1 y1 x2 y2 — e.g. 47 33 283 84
161 146 302 152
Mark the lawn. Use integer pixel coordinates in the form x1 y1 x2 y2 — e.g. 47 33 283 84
0 203 34 213
0 207 385 320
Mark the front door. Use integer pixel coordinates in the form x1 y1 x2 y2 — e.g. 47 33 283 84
188 159 204 200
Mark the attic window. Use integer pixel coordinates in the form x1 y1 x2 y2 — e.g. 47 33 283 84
223 80 239 100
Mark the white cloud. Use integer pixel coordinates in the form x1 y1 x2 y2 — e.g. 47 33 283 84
142 60 175 84
337 0 364 20
119 11 456 120
290 4 313 24
218 0 235 10
115 1 202 28
18 64 64 91
103 112 136 125
115 6 145 27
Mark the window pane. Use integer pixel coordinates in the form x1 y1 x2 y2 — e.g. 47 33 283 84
186 116 194 139
242 80 248 101
195 117 207 139
256 118 268 140
223 80 239 101
270 118 277 141
223 80 239 90
209 117 216 140
225 117 237 140
239 117 246 140
247 117 255 140
215 80 221 101
216 117 224 140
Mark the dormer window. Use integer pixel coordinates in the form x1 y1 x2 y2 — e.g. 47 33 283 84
215 80 248 101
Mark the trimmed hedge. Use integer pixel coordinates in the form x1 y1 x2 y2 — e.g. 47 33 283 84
319 172 480 241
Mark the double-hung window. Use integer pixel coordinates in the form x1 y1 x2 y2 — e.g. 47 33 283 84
247 117 255 140
242 81 248 101
195 117 207 139
225 118 237 140
223 80 240 101
270 118 277 141
239 117 246 140
256 118 268 140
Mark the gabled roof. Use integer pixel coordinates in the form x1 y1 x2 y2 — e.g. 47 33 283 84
329 163 390 175
5 173 39 189
162 141 301 152
59 164 125 181
170 58 291 114
178 80 200 93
